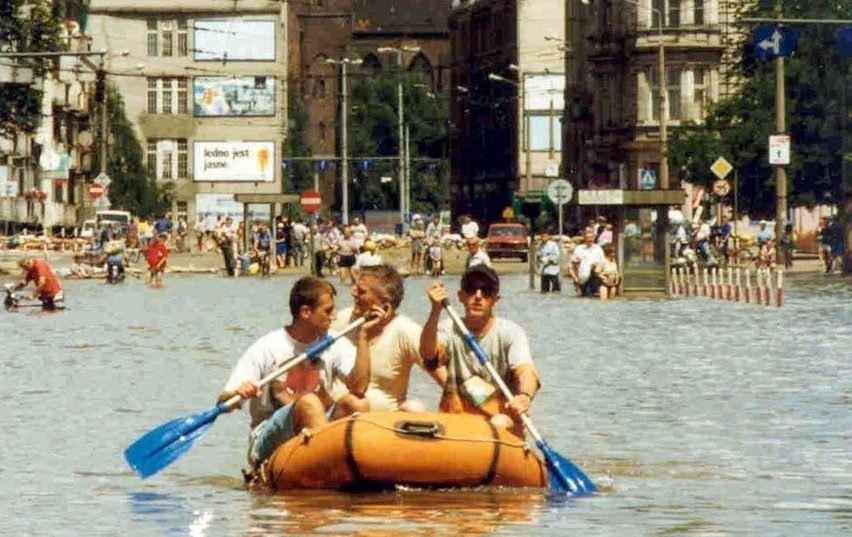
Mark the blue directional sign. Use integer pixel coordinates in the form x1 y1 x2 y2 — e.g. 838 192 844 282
639 168 657 190
316 159 329 172
359 160 372 172
753 25 799 59
838 27 852 59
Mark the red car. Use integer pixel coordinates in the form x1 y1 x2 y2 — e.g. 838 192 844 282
484 223 529 262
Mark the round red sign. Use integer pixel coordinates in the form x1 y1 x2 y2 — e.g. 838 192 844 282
300 189 321 213
89 183 104 198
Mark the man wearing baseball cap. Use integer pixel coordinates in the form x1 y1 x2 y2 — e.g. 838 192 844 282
419 265 541 438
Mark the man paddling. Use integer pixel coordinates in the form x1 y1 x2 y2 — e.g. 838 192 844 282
217 276 387 476
420 265 540 438
11 256 64 311
329 264 445 412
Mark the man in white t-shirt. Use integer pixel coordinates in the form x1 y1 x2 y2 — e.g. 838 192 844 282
568 229 605 297
349 216 368 247
464 237 492 268
460 215 480 239
330 264 444 412
217 276 387 471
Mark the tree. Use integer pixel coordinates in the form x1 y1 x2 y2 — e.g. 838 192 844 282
347 72 450 216
0 0 63 139
668 1 851 218
92 85 167 217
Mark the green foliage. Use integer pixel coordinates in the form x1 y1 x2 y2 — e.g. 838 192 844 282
283 89 314 193
668 0 852 216
92 86 168 218
0 0 63 138
348 72 450 215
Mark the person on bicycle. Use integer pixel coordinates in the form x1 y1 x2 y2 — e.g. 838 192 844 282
692 218 717 266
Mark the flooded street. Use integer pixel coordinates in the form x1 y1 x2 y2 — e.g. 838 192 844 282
1 271 850 535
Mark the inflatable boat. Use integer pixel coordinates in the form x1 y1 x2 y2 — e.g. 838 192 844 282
261 411 547 490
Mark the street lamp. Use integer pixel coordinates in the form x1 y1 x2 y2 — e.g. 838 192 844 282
378 45 420 232
325 57 362 225
488 66 531 193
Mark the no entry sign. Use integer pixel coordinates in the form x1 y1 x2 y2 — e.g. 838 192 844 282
300 189 321 213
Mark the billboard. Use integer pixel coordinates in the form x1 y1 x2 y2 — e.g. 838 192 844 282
193 141 275 182
195 193 271 223
193 19 275 61
193 76 275 117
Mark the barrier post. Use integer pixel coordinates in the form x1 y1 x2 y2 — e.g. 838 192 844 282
744 269 751 304
776 270 783 308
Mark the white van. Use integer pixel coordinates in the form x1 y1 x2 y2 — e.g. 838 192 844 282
79 219 97 238
95 210 132 238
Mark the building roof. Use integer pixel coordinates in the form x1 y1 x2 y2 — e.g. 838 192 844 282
352 0 452 35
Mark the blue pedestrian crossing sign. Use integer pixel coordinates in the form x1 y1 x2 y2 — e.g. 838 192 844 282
753 25 799 59
838 27 852 59
639 168 657 190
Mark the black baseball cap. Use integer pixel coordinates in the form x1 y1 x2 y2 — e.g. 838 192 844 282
461 264 500 294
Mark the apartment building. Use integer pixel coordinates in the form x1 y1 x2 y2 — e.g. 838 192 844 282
448 0 566 227
86 0 289 222
564 0 745 192
0 1 93 233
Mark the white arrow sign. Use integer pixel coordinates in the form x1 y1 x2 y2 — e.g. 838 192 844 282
758 30 782 55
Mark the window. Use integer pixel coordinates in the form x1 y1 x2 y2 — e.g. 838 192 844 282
162 26 173 57
647 67 682 121
146 77 188 114
694 0 705 25
528 115 562 151
693 68 708 119
649 0 681 28
146 19 158 56
177 18 188 56
146 139 188 181
177 139 188 178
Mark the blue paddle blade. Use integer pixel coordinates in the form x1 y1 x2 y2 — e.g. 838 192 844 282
124 405 225 479
539 441 596 497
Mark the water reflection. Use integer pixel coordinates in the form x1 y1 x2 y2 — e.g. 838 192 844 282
246 488 544 536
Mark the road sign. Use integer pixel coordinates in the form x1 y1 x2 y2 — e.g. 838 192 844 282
712 179 731 197
753 25 799 59
769 134 791 165
89 183 104 198
639 168 657 190
546 179 573 206
710 156 733 180
93 195 111 210
93 172 111 186
300 189 322 212
839 27 852 58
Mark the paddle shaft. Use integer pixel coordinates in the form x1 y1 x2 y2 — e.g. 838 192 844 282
220 315 369 410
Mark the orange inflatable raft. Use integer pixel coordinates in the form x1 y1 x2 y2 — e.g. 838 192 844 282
261 411 547 490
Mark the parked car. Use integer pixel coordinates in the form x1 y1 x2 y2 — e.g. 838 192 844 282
484 222 529 262
78 219 97 239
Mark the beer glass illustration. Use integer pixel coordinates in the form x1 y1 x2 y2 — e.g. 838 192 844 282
257 147 269 177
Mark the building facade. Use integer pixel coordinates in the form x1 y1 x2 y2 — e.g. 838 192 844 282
564 0 746 194
0 1 93 233
288 0 452 222
448 0 565 228
86 0 289 223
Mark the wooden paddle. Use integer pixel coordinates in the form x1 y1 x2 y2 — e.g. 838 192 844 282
124 315 371 479
442 300 596 496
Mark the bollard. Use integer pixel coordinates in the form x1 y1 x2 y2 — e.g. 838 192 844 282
744 269 751 304
679 267 687 296
702 268 710 297
776 270 783 308
685 267 691 297
670 268 677 296
734 268 741 302
710 268 717 300
726 267 733 301
763 269 771 306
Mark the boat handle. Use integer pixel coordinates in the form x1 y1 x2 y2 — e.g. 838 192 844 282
395 420 444 438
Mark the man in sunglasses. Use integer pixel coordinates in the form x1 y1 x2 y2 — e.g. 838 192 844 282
420 265 540 438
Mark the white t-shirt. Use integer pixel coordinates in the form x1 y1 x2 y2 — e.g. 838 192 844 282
223 327 357 428
572 243 605 283
350 223 368 246
354 251 382 270
466 249 492 268
329 308 425 411
461 220 480 239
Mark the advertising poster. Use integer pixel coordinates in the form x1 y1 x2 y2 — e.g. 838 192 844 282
193 141 275 182
193 76 275 117
193 19 275 61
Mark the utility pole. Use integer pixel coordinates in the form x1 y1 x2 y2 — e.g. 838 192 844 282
326 57 362 225
773 3 788 241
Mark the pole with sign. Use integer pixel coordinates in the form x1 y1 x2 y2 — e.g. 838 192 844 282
547 179 573 239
